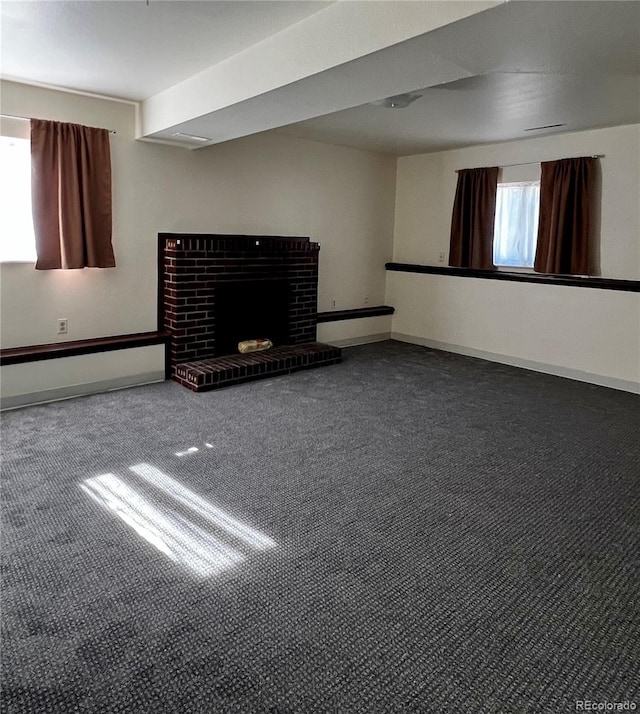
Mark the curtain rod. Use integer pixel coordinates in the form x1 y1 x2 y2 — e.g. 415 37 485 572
0 113 117 134
455 155 604 173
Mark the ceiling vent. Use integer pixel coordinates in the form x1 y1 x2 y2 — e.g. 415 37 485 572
524 123 566 132
371 93 423 109
172 132 211 143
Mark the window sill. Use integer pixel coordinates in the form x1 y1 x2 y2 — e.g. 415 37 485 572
494 266 535 273
385 263 640 292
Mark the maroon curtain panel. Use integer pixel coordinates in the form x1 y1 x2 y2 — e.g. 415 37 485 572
534 157 595 275
449 166 499 270
31 119 115 270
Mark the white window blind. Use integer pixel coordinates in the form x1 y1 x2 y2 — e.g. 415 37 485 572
493 182 540 269
0 135 36 263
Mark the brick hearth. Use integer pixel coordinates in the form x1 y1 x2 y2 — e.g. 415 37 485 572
159 233 342 391
173 343 342 392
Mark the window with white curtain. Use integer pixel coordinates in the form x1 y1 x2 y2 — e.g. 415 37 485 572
493 181 540 268
0 124 36 263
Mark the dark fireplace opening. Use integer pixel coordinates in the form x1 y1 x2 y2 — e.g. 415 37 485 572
214 279 290 357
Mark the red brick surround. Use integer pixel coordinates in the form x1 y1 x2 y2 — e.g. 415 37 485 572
159 233 340 389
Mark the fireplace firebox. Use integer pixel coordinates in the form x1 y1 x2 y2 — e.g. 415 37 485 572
213 279 290 357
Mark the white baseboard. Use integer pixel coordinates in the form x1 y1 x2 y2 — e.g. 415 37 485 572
0 372 166 410
328 332 391 348
391 333 640 394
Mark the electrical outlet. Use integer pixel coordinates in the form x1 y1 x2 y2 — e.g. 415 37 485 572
364 295 369 305
331 299 336 308
57 318 68 335
439 252 445 263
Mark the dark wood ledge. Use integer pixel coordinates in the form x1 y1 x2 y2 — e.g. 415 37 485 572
0 331 170 366
316 305 395 323
385 263 640 292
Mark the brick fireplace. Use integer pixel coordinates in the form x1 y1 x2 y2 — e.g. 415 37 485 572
159 234 341 391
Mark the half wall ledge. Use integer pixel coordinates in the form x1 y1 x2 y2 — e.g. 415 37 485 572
317 305 394 323
0 331 170 366
385 263 640 292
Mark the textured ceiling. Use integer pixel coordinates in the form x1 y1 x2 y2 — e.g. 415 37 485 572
1 1 638 155
273 1 640 154
0 1 331 100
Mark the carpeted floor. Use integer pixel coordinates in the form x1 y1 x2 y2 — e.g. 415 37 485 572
1 340 639 713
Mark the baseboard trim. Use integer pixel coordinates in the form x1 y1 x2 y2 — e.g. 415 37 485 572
391 333 640 394
0 371 166 411
328 333 391 348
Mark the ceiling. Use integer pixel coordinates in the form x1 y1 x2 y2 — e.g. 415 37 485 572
0 1 332 100
1 1 639 155
275 1 640 154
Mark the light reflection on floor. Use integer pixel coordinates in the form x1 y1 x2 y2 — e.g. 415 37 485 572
81 463 275 578
175 447 199 457
130 463 276 551
175 443 215 457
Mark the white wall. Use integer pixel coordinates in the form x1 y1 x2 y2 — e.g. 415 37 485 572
389 124 640 392
4 80 636 403
0 347 166 409
0 80 396 404
317 315 392 347
393 124 639 278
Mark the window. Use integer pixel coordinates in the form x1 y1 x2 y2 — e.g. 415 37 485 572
493 181 540 269
0 131 36 263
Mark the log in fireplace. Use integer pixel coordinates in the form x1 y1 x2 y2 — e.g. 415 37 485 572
213 279 290 358
159 233 341 391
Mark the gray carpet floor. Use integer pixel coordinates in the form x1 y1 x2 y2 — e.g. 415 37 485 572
1 340 639 713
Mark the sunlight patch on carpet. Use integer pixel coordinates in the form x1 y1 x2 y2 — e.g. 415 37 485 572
130 463 276 551
80 465 275 577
